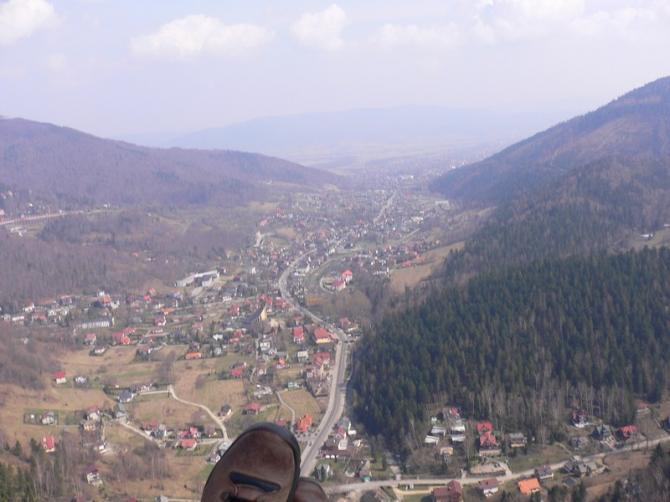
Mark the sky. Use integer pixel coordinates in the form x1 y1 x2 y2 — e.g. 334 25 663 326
1 0 670 138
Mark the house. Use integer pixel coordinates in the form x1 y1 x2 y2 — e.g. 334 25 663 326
296 350 309 363
230 365 246 379
313 327 332 345
85 465 103 487
118 389 135 403
479 431 499 450
507 432 527 448
185 351 203 360
244 402 262 415
78 318 113 330
341 269 353 284
450 419 466 433
449 433 466 443
333 278 346 292
219 405 232 418
535 465 554 480
84 333 97 345
478 478 499 497
293 326 305 344
337 416 356 436
476 421 493 434
432 481 463 502
295 415 313 434
431 426 447 437
424 435 440 445
74 375 88 386
112 332 131 346
563 458 590 477
312 351 331 368
81 420 97 432
179 438 198 451
53 371 67 385
572 409 589 428
41 411 57 425
518 478 541 495
570 436 590 449
618 425 638 441
592 424 613 441
41 436 56 453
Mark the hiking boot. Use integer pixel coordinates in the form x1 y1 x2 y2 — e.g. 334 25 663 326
294 477 328 502
201 422 301 502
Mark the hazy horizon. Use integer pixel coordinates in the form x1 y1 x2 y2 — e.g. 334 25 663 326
1 0 670 140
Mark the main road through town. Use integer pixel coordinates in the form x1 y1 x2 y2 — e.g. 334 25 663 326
277 249 349 476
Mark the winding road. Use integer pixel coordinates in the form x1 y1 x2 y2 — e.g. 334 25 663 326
277 390 297 426
168 385 229 442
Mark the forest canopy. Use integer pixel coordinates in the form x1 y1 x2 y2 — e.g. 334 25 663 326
352 248 670 445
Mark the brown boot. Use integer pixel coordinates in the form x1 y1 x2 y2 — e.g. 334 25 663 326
294 477 328 502
201 422 301 502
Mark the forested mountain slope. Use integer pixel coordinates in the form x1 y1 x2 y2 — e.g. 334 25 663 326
352 248 670 446
444 155 670 279
0 117 339 207
432 76 670 205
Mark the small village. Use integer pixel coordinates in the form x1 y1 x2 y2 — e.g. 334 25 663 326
0 181 463 500
3 179 670 501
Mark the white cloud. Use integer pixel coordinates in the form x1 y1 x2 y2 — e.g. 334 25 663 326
374 23 461 49
0 0 57 46
130 14 273 60
291 4 348 51
473 0 586 43
46 52 66 71
571 7 659 38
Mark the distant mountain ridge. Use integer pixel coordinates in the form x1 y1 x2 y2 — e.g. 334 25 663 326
0 117 338 207
432 76 670 204
156 105 568 159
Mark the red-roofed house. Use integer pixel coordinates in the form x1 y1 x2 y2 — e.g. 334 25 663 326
432 480 463 502
518 478 541 495
53 371 67 385
179 438 197 451
230 364 246 379
84 333 97 345
244 402 262 415
312 352 331 367
313 327 332 345
476 421 494 434
112 332 131 346
618 425 638 440
293 326 305 344
185 352 203 360
42 435 56 453
295 414 313 434
479 431 498 449
333 278 346 291
341 270 353 283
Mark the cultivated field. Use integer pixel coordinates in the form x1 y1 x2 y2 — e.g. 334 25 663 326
389 241 464 293
0 383 112 445
279 389 322 420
